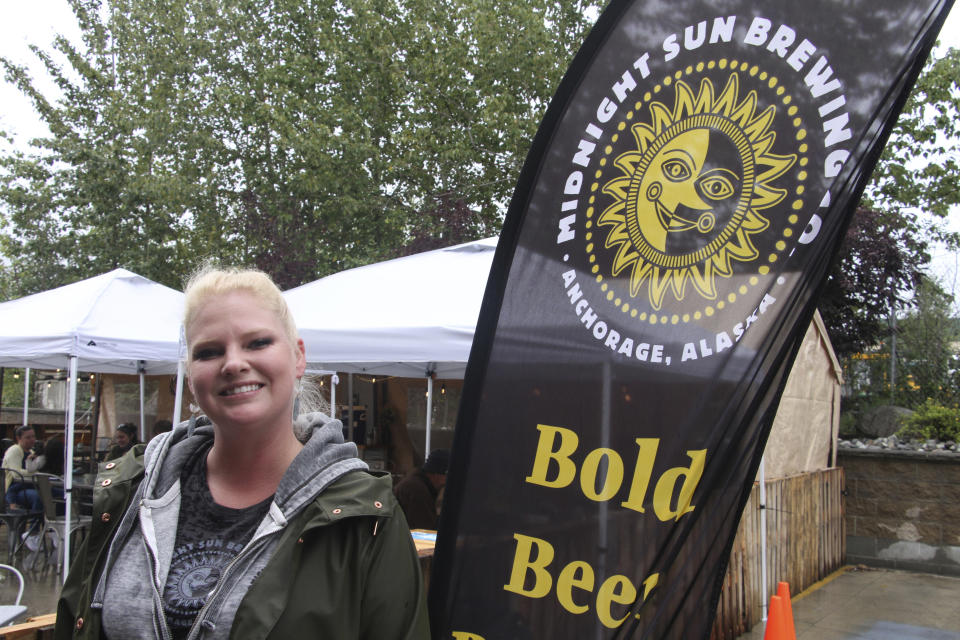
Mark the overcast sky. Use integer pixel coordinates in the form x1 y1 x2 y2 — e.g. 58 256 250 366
2 2 960 295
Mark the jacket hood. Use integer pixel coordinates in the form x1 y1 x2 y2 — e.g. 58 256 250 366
143 412 368 520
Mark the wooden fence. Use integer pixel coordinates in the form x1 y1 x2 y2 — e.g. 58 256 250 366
710 467 845 640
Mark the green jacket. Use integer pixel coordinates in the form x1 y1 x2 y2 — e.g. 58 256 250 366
56 428 430 639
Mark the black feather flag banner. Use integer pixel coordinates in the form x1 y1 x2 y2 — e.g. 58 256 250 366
429 1 952 638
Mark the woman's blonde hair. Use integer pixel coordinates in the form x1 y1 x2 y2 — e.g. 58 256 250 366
183 265 298 347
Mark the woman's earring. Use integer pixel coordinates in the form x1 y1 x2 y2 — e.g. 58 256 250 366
292 380 303 418
188 403 201 436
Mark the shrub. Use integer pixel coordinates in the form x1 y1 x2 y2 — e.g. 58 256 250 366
838 411 858 438
897 398 960 442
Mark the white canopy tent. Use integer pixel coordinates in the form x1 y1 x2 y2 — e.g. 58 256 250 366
0 269 184 375
0 268 185 579
284 237 496 380
284 237 496 455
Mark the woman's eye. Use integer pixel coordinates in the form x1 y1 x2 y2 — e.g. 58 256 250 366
193 348 221 361
249 338 273 349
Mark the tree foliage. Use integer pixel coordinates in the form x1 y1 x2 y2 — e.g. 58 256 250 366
867 48 960 224
0 0 601 295
821 48 960 357
896 277 960 407
841 277 959 413
818 206 926 358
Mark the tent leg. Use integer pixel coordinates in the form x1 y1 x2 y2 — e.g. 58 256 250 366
64 357 78 583
22 368 30 425
173 361 185 428
330 375 338 422
347 374 354 443
425 375 433 456
760 455 768 622
138 361 146 442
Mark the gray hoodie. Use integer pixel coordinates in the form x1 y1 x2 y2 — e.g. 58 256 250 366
96 413 367 640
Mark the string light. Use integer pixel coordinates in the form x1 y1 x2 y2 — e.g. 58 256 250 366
12 372 19 380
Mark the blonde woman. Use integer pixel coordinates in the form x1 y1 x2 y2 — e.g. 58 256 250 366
57 267 428 639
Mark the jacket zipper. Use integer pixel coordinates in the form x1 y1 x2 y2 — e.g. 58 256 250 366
183 529 278 640
142 507 173 640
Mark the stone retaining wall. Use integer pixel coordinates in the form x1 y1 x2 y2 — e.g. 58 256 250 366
840 448 960 576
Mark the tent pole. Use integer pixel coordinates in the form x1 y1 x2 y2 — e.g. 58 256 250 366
759 455 768 622
63 356 79 583
425 375 433 456
138 361 146 442
91 375 102 467
22 367 30 425
330 374 338 422
173 360 185 427
347 374 354 443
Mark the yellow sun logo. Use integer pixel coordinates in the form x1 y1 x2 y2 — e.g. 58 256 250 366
598 72 796 311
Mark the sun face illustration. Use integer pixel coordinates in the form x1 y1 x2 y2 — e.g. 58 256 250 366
598 73 796 311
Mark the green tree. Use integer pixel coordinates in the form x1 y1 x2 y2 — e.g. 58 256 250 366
821 48 960 357
840 277 959 411
818 206 926 358
868 48 960 225
896 277 960 406
0 0 601 295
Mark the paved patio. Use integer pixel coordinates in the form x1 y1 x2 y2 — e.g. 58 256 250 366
1 555 959 637
740 566 960 640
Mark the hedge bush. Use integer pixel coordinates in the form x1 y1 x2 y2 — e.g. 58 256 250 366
897 398 960 442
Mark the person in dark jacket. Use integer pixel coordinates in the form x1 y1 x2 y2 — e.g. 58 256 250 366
394 448 450 530
56 266 428 640
104 423 138 461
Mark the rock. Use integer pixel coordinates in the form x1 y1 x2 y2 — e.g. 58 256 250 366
859 405 914 438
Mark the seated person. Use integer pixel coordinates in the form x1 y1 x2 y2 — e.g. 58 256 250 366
2 426 42 511
105 423 138 461
37 437 65 476
394 448 450 530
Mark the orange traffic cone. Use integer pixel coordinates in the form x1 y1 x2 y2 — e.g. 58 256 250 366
763 595 787 640
777 582 797 640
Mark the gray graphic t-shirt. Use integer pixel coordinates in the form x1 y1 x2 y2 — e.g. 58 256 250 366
162 443 272 640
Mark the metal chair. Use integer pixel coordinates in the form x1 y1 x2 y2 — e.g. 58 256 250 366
0 563 27 625
0 469 43 564
34 474 92 572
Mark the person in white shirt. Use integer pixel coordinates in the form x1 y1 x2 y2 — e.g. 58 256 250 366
2 425 42 511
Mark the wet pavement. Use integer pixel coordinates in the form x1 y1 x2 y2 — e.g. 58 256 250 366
1 547 959 638
739 566 960 640
0 523 71 625
0 551 62 622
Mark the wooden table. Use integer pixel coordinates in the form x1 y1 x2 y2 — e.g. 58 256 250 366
0 613 56 639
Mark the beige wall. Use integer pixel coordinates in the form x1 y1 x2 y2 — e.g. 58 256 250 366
763 311 842 478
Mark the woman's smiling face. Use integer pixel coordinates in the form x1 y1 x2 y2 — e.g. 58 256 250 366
186 290 306 435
